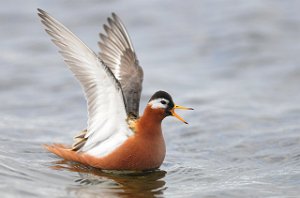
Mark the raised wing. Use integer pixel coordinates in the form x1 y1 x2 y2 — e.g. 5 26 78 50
98 13 143 118
38 9 133 157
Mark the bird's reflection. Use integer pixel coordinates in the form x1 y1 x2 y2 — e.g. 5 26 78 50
51 160 167 197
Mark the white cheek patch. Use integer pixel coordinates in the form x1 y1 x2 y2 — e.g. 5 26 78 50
148 98 169 109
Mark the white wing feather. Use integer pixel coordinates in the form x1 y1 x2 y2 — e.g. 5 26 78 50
38 9 133 157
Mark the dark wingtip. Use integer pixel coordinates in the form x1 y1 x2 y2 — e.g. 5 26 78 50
37 8 46 15
37 8 49 20
112 13 121 22
107 16 113 25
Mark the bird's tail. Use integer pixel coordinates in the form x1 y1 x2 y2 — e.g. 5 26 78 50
44 144 82 162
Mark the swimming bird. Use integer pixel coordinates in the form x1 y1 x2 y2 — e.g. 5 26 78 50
38 9 193 171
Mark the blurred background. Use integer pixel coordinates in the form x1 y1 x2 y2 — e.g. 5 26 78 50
0 0 299 197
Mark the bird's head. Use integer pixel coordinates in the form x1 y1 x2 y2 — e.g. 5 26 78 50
147 90 193 124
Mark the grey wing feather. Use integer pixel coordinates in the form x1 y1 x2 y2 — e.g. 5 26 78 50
98 13 143 117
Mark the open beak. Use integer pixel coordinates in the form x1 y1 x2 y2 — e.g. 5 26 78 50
170 105 194 124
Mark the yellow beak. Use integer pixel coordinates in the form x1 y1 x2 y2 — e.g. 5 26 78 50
170 105 194 124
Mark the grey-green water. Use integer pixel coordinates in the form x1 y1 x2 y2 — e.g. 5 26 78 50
1 0 300 197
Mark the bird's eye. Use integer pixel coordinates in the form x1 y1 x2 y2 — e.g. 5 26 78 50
161 100 166 105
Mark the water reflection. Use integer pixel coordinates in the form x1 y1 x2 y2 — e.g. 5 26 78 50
51 160 167 198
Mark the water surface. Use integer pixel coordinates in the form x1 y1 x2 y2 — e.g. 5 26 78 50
1 0 300 197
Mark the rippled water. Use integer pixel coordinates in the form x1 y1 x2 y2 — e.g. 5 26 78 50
1 0 300 197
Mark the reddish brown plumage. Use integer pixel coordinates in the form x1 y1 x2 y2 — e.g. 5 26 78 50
45 105 166 171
